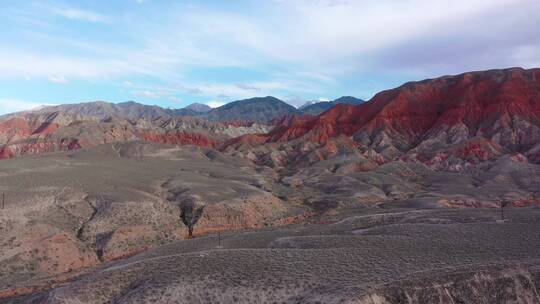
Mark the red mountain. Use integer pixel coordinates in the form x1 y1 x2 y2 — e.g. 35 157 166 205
234 68 540 167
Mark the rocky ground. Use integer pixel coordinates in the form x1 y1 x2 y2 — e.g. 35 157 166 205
0 141 539 303
7 207 540 303
0 142 298 298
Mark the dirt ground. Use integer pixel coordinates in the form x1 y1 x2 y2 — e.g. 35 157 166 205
7 207 540 304
1 142 540 303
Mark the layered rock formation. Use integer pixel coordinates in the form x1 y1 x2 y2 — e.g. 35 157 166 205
227 68 540 170
0 111 271 160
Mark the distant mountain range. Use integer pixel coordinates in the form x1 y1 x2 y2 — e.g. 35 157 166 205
202 96 365 121
185 103 212 113
23 101 211 121
28 100 172 121
0 94 365 160
203 96 298 122
5 95 363 124
5 67 539 167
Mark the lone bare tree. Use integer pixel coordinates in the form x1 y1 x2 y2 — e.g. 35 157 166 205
180 200 204 238
499 199 510 221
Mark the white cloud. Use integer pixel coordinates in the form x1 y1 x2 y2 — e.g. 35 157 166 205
170 96 182 103
155 0 538 78
115 79 313 105
0 99 51 115
172 82 289 100
50 7 109 23
174 0 537 80
257 0 528 61
49 75 68 84
0 0 538 103
133 90 160 98
510 45 540 67
0 49 132 79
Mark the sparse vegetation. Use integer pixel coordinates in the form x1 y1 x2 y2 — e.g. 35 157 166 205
0 141 539 303
180 201 205 238
4 207 538 303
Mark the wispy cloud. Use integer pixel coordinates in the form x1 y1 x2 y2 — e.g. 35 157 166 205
49 75 68 84
0 99 50 115
133 90 161 98
125 78 319 103
0 0 538 108
170 96 182 103
50 6 109 23
7 1 537 80
0 49 130 79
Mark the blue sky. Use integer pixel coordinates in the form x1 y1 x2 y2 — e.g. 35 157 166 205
0 0 538 114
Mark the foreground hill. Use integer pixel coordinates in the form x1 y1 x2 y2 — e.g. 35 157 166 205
0 142 293 296
8 207 540 303
1 138 539 301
